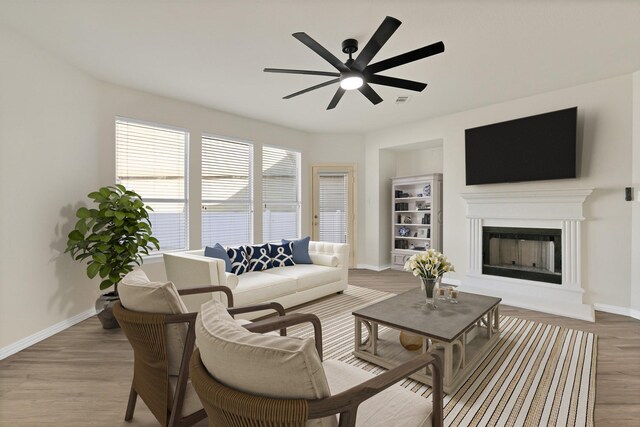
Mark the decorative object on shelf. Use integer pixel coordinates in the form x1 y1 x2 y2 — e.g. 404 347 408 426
425 241 431 249
423 183 432 197
403 215 413 224
399 331 423 351
417 228 427 238
417 193 423 198
398 226 411 237
65 185 159 329
416 201 429 210
403 249 455 309
409 244 415 250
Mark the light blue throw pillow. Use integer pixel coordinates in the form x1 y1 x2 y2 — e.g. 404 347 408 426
204 243 232 273
282 236 313 264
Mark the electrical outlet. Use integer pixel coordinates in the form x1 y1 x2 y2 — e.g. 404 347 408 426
625 187 632 201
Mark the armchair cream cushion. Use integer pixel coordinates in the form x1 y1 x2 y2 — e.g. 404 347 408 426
196 300 331 401
118 269 188 376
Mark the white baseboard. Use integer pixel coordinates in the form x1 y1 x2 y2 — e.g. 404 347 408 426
0 307 96 360
355 264 390 272
593 303 640 320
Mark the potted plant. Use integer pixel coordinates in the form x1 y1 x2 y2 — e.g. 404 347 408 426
404 249 454 309
66 185 159 329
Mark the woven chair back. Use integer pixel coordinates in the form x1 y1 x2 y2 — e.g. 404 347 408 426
190 348 309 427
113 302 172 426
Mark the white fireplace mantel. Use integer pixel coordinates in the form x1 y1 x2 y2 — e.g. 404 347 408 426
460 188 594 321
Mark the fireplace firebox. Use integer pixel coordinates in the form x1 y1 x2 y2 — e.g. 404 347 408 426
482 227 562 284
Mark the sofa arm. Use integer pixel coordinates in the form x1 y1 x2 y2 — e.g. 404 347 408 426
164 252 234 290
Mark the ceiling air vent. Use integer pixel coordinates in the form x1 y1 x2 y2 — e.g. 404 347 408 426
395 96 411 105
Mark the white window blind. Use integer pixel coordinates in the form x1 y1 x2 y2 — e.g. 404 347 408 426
115 118 188 253
202 136 253 247
262 146 300 242
318 173 348 244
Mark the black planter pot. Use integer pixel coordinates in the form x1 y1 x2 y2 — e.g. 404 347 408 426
95 292 120 329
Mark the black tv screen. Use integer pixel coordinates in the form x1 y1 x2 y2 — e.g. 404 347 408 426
465 107 577 185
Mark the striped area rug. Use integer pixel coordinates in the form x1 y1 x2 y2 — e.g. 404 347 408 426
286 285 597 427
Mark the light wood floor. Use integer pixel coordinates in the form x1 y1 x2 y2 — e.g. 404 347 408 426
1 269 638 426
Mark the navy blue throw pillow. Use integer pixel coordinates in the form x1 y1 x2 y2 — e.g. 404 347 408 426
226 246 249 275
269 242 295 268
246 244 272 271
282 236 313 264
204 243 232 273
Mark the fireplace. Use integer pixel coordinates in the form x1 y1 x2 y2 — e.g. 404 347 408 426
460 188 594 321
482 227 561 284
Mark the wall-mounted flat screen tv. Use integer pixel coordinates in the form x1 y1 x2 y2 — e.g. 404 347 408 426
465 107 577 185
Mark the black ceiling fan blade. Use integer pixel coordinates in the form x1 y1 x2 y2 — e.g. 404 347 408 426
366 41 445 74
352 16 402 72
264 68 340 78
327 87 346 110
292 32 350 73
368 75 427 92
284 78 340 99
358 83 383 105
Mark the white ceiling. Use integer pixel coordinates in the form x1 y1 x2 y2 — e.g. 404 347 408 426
2 0 640 134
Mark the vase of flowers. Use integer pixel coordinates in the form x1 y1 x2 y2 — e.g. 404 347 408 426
404 249 455 308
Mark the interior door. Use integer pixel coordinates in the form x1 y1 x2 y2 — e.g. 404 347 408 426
311 165 356 267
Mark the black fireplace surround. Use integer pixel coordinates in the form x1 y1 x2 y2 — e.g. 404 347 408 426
482 227 562 284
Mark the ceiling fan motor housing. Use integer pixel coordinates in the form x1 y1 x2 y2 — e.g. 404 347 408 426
342 39 359 55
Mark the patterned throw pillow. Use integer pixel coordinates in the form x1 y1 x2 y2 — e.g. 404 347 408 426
226 246 249 275
246 244 272 271
269 242 295 268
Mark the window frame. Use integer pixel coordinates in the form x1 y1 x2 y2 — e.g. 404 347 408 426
115 116 190 256
262 144 302 242
201 133 255 247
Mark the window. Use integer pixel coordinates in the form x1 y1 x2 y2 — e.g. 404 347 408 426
318 173 349 244
116 118 188 253
263 146 300 242
202 136 253 247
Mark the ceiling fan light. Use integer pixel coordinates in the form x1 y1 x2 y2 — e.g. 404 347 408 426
340 74 364 90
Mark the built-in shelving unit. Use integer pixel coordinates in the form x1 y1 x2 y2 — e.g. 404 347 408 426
391 173 443 270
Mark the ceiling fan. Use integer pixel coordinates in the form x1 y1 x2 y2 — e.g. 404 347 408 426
264 16 444 110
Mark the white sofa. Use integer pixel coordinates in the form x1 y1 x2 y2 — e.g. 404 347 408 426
163 241 348 318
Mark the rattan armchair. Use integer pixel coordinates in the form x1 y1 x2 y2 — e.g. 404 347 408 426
114 284 288 427
190 310 443 427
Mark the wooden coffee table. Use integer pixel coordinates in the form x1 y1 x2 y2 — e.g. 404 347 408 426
353 288 501 394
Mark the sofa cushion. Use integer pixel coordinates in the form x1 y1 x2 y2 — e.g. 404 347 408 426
195 300 331 401
268 264 342 292
322 359 433 427
282 236 313 264
232 272 297 306
269 242 295 267
227 245 249 275
246 244 272 272
118 269 188 377
204 243 232 273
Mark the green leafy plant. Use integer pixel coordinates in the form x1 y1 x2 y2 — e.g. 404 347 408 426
66 185 160 293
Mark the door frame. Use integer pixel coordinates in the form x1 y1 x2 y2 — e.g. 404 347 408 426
311 164 357 267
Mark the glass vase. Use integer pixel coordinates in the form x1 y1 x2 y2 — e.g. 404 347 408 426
421 276 441 308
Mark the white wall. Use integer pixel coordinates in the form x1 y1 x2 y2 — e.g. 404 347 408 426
364 75 634 309
0 25 103 349
631 71 640 313
0 24 313 351
394 146 444 177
